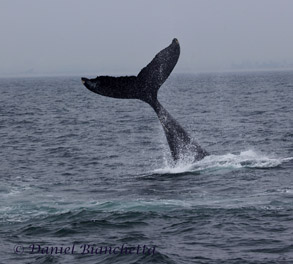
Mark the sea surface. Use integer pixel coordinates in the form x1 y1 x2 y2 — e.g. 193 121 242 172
0 71 293 264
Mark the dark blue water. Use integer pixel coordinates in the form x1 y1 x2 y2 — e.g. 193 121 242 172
0 71 293 263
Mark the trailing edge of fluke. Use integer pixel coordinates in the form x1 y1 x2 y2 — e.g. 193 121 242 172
81 38 208 162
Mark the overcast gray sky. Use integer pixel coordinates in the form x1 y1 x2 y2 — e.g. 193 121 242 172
1 0 293 76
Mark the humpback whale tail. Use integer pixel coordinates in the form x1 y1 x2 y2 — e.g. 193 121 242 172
81 38 180 105
81 38 209 162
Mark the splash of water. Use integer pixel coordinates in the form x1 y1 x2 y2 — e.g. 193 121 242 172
155 149 293 174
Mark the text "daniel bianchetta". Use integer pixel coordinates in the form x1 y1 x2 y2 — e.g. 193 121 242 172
15 244 156 256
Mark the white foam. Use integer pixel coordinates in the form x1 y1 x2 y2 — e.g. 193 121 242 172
154 149 293 174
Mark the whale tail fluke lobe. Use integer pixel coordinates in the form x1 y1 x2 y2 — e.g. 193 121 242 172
81 38 209 162
136 38 180 105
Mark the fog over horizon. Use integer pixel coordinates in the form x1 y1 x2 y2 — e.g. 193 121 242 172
1 0 293 77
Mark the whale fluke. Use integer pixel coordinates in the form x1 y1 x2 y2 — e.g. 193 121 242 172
81 38 179 105
81 38 208 162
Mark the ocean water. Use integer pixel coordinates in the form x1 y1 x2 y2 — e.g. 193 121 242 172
0 71 293 264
